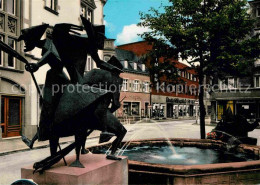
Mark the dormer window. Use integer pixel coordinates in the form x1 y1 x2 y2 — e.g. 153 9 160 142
134 63 137 70
124 61 128 68
142 64 145 71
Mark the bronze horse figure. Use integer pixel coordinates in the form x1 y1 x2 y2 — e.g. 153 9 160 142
33 63 127 172
0 16 127 173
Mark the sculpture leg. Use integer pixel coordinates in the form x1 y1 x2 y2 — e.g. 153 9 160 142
22 132 38 149
106 126 127 161
95 98 115 143
81 129 93 154
70 130 85 168
105 111 127 160
49 136 59 156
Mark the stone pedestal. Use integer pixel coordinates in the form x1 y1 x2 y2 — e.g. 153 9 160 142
21 154 128 185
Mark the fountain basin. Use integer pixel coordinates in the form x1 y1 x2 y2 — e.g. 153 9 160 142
89 138 260 184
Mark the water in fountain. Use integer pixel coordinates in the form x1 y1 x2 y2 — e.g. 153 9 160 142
117 122 187 162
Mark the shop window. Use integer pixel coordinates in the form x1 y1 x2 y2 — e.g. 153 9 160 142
132 102 140 115
7 0 15 15
8 38 15 68
123 102 140 116
123 79 128 91
123 102 131 115
133 80 139 92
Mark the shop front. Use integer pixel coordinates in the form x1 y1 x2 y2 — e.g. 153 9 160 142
166 97 197 118
214 100 259 121
117 91 150 119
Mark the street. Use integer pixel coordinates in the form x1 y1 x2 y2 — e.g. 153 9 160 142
1 119 260 184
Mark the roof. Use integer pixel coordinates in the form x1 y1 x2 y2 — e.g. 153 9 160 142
115 48 139 62
115 48 149 75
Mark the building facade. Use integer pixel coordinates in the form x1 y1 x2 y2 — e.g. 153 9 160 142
115 48 151 119
118 41 199 119
210 0 260 123
0 0 30 139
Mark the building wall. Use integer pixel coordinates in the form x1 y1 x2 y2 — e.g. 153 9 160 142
117 72 151 118
118 41 199 118
0 0 33 139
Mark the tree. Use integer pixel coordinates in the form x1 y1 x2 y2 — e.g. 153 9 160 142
139 0 260 139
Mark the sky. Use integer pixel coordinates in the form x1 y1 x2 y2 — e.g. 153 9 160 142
104 0 169 46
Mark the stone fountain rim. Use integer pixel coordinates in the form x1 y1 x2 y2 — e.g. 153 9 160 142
89 138 260 176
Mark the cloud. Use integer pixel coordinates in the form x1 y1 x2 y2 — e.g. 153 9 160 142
104 20 116 33
116 24 150 45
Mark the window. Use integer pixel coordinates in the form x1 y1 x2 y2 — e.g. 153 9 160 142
228 77 238 89
46 0 57 12
255 76 260 88
0 35 3 66
81 4 93 23
142 64 146 71
8 38 15 68
0 0 3 10
81 4 86 17
133 63 137 70
85 56 92 72
124 61 128 68
143 82 149 92
123 79 128 91
257 7 260 17
133 80 139 92
87 8 93 22
7 0 15 15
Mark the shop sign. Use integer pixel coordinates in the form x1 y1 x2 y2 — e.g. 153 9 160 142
166 97 195 104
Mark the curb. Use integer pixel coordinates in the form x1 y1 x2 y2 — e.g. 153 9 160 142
0 136 100 156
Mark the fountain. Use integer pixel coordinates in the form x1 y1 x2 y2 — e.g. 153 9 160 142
88 136 260 184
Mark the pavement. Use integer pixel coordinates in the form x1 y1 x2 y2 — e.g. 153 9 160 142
0 117 211 156
0 131 101 156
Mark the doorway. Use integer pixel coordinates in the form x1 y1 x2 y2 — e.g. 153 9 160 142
1 96 22 138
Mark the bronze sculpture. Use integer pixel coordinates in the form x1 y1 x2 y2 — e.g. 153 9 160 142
0 16 126 172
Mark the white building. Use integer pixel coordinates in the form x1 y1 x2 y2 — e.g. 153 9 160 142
0 0 107 139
